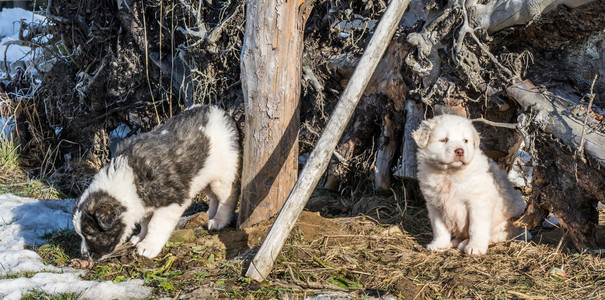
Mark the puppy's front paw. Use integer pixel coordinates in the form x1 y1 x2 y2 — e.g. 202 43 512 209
427 239 452 251
130 235 142 245
463 243 487 255
207 218 228 231
135 239 164 259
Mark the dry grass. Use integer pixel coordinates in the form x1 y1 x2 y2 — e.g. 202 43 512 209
0 137 61 199
267 207 605 299
33 190 605 299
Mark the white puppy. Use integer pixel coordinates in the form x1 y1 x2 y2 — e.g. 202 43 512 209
72 105 240 260
413 114 526 255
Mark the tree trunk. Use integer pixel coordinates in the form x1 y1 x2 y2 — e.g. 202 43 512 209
237 0 314 229
507 79 605 167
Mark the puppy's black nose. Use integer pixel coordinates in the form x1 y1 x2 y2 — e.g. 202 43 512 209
455 148 464 157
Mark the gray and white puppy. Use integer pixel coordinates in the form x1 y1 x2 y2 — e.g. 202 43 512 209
72 105 240 260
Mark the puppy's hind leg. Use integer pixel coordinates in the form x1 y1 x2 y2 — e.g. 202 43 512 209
203 187 219 220
207 179 237 231
489 219 510 243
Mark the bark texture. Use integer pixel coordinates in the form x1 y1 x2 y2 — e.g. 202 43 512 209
515 134 605 250
238 0 314 228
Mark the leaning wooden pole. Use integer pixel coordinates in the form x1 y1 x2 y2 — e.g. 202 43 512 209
245 0 410 282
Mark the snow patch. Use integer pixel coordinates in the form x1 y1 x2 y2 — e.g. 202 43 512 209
1 117 14 140
542 216 560 229
0 194 152 299
0 8 46 66
0 194 73 250
508 143 533 188
0 272 150 300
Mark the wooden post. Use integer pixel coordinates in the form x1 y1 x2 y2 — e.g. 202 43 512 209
238 0 314 228
394 99 424 180
245 0 411 282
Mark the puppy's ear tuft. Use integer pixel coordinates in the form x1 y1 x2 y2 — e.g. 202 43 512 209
412 119 434 148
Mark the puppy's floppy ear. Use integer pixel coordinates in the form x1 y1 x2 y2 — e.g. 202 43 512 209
94 202 124 231
412 119 434 148
471 125 481 149
86 192 124 231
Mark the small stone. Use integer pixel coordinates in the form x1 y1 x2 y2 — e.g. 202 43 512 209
185 212 209 229
183 285 219 300
169 229 196 243
382 225 403 236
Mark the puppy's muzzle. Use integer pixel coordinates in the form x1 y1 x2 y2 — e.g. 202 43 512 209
84 242 135 261
452 148 465 164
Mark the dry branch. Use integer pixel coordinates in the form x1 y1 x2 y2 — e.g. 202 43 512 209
245 0 411 282
406 0 599 107
324 39 408 191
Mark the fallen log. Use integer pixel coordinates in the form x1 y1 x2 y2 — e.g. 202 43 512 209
508 78 605 250
245 0 411 282
514 133 605 250
471 0 597 34
506 79 605 167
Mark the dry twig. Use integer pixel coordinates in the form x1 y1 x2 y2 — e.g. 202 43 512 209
577 74 599 162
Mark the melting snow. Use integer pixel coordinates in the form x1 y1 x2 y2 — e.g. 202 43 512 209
0 194 152 299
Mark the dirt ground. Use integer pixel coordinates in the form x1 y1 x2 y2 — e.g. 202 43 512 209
61 192 605 299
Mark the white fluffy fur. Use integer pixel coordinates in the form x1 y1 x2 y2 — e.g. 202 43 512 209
413 114 527 255
191 106 240 230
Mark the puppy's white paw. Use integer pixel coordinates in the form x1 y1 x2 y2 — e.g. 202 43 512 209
427 239 452 251
135 239 164 259
207 218 228 231
130 235 142 245
463 243 487 255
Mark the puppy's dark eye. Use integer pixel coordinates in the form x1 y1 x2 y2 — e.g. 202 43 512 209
440 138 449 143
463 139 469 143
